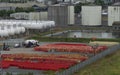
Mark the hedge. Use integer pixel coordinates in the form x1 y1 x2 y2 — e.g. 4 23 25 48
28 36 120 43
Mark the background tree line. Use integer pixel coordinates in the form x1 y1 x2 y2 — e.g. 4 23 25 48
0 7 35 18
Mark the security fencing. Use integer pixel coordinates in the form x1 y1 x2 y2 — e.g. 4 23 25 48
56 44 120 75
0 39 25 47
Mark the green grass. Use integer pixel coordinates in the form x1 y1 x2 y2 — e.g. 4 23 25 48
29 26 110 37
42 70 55 75
28 36 120 43
27 27 119 43
74 50 120 75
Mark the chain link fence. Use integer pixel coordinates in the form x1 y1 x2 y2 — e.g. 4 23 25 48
56 44 120 75
0 39 25 47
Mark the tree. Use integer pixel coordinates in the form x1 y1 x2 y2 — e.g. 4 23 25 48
94 0 105 5
74 3 82 13
7 10 15 16
15 7 24 12
24 7 35 12
0 10 7 17
74 2 91 13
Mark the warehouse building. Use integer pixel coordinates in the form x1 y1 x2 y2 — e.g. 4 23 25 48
10 12 29 20
112 21 120 37
10 12 48 20
81 6 102 26
48 4 74 26
0 1 45 8
112 21 120 30
0 0 28 3
108 6 120 26
29 12 48 20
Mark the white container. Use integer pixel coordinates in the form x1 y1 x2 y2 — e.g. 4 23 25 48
82 6 102 26
108 6 120 26
6 25 15 35
0 20 55 30
0 26 9 37
13 24 21 34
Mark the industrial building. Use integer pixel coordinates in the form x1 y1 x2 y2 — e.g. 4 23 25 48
57 0 95 3
10 12 48 20
108 6 120 26
112 21 120 30
0 7 15 10
112 0 120 3
0 1 45 8
29 12 48 20
81 6 102 26
10 12 29 20
48 4 74 25
0 0 28 3
112 21 120 37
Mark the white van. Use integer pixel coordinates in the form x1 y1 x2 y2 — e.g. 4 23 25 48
23 39 39 47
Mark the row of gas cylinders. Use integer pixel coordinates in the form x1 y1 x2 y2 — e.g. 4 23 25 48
0 25 25 37
0 20 55 29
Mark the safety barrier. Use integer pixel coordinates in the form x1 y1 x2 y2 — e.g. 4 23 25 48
56 44 120 75
0 39 24 47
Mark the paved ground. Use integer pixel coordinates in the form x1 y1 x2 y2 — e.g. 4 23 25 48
1 47 87 75
0 42 93 75
2 67 43 75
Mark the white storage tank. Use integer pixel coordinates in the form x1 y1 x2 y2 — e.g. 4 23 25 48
81 6 102 26
108 6 120 26
13 24 21 34
0 26 9 37
68 6 74 25
6 25 15 35
18 24 26 33
0 20 55 30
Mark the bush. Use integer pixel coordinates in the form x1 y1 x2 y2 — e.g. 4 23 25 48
28 36 120 43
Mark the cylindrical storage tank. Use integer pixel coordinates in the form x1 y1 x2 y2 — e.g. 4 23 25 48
21 27 26 33
108 6 120 26
33 23 41 29
13 24 21 34
6 25 15 35
42 22 47 29
0 26 9 37
48 21 55 27
37 23 43 29
0 20 55 30
0 26 3 37
50 21 55 27
43 21 48 28
81 6 102 26
18 24 26 33
27 22 34 29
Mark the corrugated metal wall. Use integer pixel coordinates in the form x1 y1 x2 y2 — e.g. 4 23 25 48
82 6 102 26
48 5 74 25
108 6 120 26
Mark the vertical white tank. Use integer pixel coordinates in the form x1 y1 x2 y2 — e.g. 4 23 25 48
68 6 75 24
82 6 102 26
6 25 15 35
108 6 120 26
0 26 9 37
